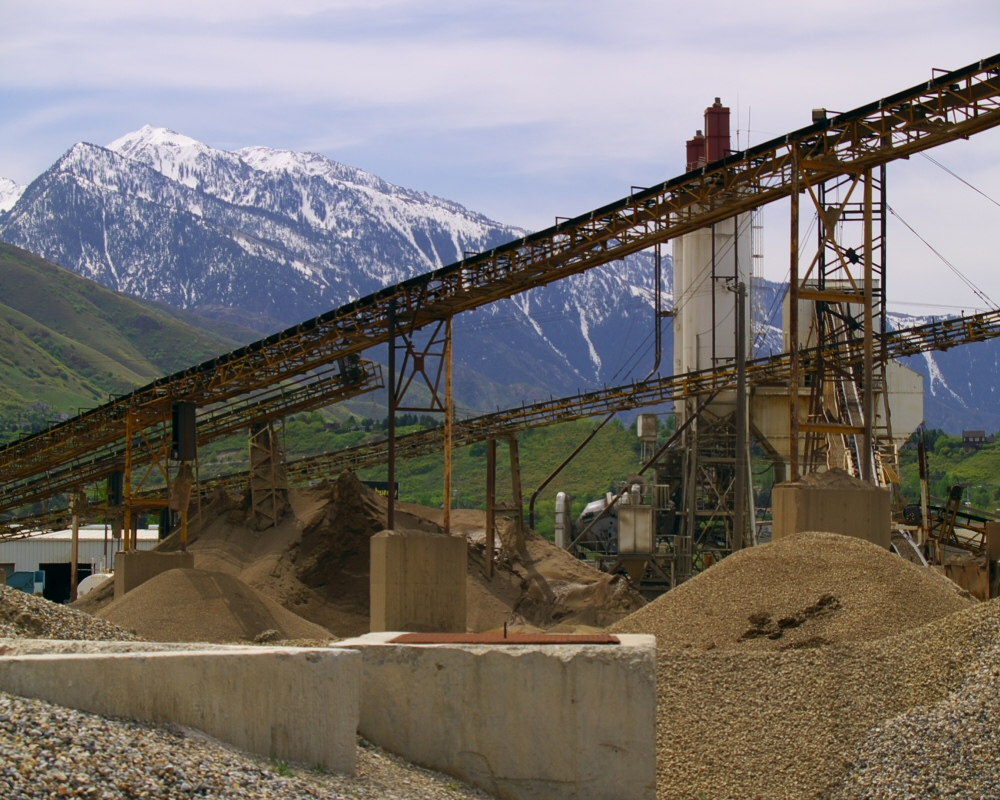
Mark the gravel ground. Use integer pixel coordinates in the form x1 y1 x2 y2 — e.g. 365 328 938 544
0 585 492 799
0 690 492 799
611 532 999 799
0 585 138 641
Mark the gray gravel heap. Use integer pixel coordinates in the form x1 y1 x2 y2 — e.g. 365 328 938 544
0 584 138 641
0 690 491 799
611 531 997 799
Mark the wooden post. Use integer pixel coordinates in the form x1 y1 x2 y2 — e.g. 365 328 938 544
788 153 801 481
443 317 453 535
485 437 496 577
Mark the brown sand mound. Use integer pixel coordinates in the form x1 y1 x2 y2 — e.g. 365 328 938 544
610 530 971 650
95 568 332 644
78 473 644 638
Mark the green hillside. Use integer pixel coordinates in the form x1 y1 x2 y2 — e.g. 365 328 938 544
899 429 1000 511
0 242 252 442
261 412 652 538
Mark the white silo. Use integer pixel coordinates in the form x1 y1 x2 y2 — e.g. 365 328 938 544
672 99 753 424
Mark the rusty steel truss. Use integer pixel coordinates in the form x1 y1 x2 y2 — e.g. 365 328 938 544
194 307 1000 502
2 53 1000 534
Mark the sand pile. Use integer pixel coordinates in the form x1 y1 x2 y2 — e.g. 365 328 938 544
610 531 971 650
95 568 332 644
610 531 989 799
82 472 643 640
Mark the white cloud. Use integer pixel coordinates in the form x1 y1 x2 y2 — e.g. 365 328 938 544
1 0 999 309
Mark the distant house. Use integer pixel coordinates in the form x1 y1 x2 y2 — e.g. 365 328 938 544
962 430 996 450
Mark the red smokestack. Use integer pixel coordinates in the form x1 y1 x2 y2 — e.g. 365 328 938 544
704 97 731 163
686 130 705 171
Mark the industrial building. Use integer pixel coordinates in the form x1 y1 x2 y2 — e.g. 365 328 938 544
0 526 158 602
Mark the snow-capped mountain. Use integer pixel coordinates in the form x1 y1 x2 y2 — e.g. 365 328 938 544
1 125 998 432
0 177 24 213
0 127 665 407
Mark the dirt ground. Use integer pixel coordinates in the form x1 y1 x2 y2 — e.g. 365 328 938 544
76 472 645 642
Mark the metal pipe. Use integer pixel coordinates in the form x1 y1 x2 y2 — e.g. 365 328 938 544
443 316 453 534
566 396 714 552
387 299 396 531
485 437 496 577
789 151 801 481
528 413 614 530
862 168 875 483
733 281 747 551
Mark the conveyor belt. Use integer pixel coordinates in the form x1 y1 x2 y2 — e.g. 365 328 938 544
2 52 1000 527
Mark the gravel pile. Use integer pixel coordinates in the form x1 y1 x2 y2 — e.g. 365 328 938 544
610 531 996 799
0 584 138 641
831 600 1000 800
610 531 972 651
0 690 491 799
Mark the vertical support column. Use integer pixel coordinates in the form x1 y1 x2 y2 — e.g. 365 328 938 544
788 154 801 481
443 317 453 535
508 435 525 552
862 168 875 484
248 421 288 531
733 281 747 551
123 411 133 552
387 299 397 531
70 492 81 602
485 437 496 578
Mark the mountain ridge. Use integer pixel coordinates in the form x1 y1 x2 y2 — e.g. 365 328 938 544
2 126 998 433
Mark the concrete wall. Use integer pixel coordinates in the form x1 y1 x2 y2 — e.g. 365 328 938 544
370 530 466 633
334 632 657 800
772 479 891 548
0 646 360 774
114 550 194 598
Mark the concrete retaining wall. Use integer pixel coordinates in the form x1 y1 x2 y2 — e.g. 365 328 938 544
334 632 657 800
0 646 361 774
114 550 195 598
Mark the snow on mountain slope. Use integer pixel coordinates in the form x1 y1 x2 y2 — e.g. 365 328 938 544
2 126 997 430
0 177 25 212
0 127 663 407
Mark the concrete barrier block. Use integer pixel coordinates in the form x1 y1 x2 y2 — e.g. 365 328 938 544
334 632 657 800
773 480 891 548
0 646 361 774
114 551 195 598
370 530 466 632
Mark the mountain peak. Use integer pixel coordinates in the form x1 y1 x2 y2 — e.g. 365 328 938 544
105 125 247 192
0 176 25 212
108 125 206 156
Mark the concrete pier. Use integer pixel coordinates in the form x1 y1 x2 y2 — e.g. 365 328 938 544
334 632 657 800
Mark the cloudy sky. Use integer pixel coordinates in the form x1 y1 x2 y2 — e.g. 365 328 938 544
2 0 1000 313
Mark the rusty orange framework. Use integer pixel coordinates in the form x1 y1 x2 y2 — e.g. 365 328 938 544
0 358 383 519
2 53 1000 527
196 307 1000 501
6 305 1000 538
